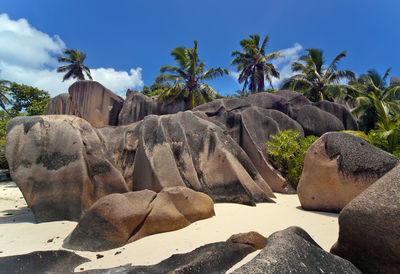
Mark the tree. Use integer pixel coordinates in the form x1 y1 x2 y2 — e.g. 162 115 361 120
8 82 51 115
231 34 283 93
281 48 355 102
349 68 400 132
156 40 228 109
57 49 92 81
0 74 11 115
142 82 172 97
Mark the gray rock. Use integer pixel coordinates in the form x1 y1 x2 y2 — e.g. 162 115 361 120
118 90 186 125
79 241 254 274
314 100 358 130
234 226 361 274
331 164 400 274
0 250 89 274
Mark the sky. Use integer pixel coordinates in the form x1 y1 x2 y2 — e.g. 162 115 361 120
0 0 399 98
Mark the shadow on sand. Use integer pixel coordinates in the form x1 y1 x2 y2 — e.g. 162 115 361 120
295 206 339 217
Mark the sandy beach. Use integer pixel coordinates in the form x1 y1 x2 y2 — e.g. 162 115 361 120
0 181 338 272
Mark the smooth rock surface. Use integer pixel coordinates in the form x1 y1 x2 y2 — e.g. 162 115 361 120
234 226 361 273
298 132 398 212
6 115 128 222
227 231 267 252
331 164 400 274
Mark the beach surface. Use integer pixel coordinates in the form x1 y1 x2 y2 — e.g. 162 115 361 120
0 181 338 272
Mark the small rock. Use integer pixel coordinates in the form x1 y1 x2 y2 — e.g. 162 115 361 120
114 251 121 256
96 254 104 259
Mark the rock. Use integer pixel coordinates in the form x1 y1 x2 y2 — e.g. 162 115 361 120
128 111 275 204
390 76 400 85
331 164 400 273
234 226 361 273
118 89 186 125
64 187 214 251
128 186 215 242
227 231 267 252
314 100 358 130
293 105 345 136
0 250 89 274
298 132 398 212
63 190 157 251
45 93 71 115
80 241 254 274
6 115 129 222
45 81 124 127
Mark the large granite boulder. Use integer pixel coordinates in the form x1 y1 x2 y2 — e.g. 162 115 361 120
234 226 361 273
0 250 89 274
46 81 124 127
6 115 128 222
331 164 400 273
298 132 398 212
314 100 358 130
6 113 274 222
118 89 186 125
81 241 254 274
64 187 214 251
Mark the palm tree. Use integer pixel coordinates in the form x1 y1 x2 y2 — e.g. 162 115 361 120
156 40 228 109
281 48 355 102
57 49 92 81
349 68 400 132
231 34 283 92
0 72 11 115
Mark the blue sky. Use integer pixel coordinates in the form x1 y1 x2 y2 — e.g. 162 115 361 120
0 0 399 97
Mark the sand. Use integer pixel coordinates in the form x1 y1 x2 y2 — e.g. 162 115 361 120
0 181 339 272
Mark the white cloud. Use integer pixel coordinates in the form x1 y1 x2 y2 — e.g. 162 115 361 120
0 13 143 98
229 43 304 89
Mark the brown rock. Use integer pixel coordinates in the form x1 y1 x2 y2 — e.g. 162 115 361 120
63 190 156 251
298 132 398 212
6 115 128 222
129 186 215 242
227 231 267 251
45 93 72 115
330 164 400 274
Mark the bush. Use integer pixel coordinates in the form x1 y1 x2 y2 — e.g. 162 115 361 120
266 130 318 188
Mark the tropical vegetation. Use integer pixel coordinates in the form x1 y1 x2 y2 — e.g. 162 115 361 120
281 48 355 102
155 40 228 109
231 34 283 93
57 49 92 81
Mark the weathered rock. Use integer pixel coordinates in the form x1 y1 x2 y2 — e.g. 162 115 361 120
0 250 89 274
46 81 124 127
298 132 398 212
118 89 186 125
6 115 129 222
331 164 400 273
234 226 361 274
390 76 400 85
128 111 275 204
64 187 214 251
314 100 358 130
45 93 71 115
293 105 345 136
80 241 254 274
63 190 157 251
227 231 267 252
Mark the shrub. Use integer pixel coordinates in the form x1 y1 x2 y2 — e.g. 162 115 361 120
266 130 318 188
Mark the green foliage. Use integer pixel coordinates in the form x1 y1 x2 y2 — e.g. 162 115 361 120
142 82 172 97
57 49 92 81
0 111 10 169
266 130 318 188
8 82 51 115
231 34 283 92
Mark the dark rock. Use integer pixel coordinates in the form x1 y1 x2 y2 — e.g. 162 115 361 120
314 100 358 130
79 241 254 274
6 115 129 222
293 105 345 136
298 132 398 212
118 90 186 125
0 250 89 274
331 164 400 274
64 187 215 251
234 226 361 274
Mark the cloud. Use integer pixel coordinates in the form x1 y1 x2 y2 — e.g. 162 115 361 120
228 43 304 89
0 13 143 97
